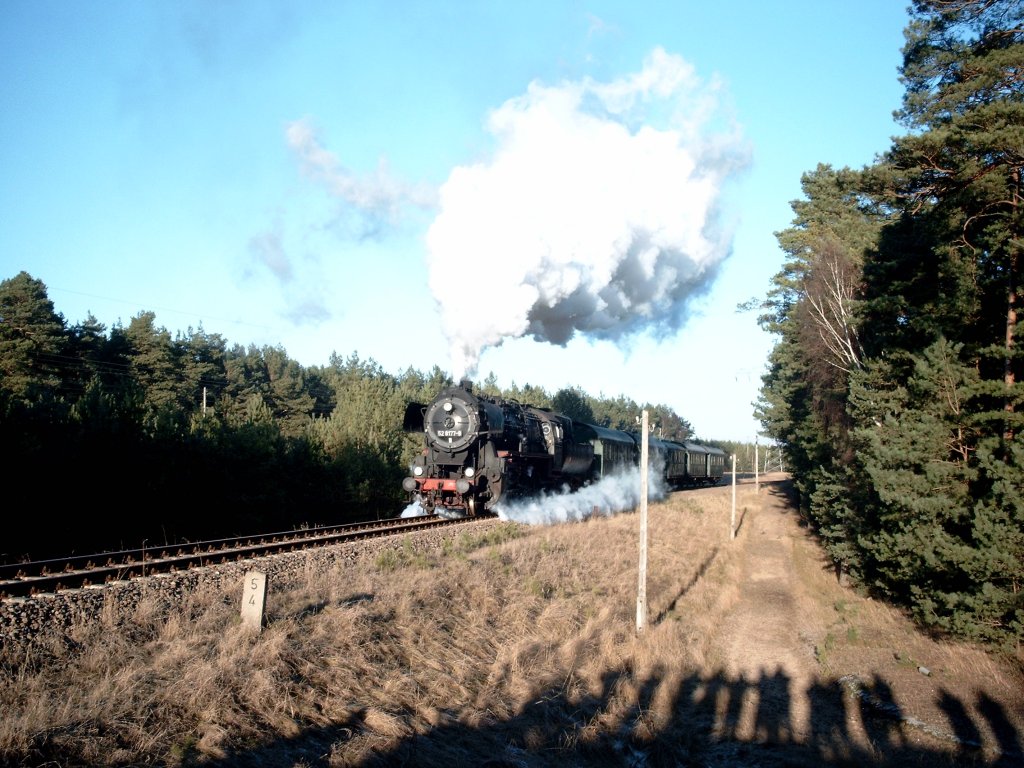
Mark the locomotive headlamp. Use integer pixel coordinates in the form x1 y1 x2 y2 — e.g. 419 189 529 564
456 478 470 494
413 466 424 476
443 402 453 412
464 467 475 478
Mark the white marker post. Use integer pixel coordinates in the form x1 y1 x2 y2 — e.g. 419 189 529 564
241 571 267 632
636 410 649 633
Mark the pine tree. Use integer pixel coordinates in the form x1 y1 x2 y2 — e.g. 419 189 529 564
758 165 887 568
263 345 315 437
178 325 228 424
852 0 1024 641
551 387 595 423
117 311 184 431
758 1 1024 643
880 0 1023 430
0 271 68 413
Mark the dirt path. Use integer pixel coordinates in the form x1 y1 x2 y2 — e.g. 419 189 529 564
716 482 821 743
702 476 1024 766
704 477 872 758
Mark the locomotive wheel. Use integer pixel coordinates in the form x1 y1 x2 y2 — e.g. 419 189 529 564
467 496 476 516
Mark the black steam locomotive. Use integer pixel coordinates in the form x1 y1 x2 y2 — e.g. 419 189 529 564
402 381 726 517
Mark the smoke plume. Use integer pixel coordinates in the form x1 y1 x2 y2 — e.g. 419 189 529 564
496 466 665 525
401 465 665 524
426 48 749 379
286 117 437 233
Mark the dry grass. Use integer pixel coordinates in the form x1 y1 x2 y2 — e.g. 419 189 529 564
1 479 1021 767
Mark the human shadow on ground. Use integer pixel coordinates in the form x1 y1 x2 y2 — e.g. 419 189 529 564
204 663 1022 767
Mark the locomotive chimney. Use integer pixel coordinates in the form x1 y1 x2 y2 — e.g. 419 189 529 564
460 378 473 392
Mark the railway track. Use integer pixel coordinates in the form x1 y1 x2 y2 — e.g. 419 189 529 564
0 515 480 600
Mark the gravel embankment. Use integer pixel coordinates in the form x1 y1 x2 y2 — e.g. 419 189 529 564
0 518 507 651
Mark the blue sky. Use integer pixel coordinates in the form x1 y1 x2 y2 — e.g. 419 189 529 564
1 2 909 441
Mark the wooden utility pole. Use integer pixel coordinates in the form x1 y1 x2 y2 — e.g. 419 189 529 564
754 435 759 494
636 410 649 633
731 454 737 540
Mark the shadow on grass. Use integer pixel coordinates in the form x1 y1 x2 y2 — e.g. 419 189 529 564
202 664 1022 768
762 475 800 508
653 547 718 626
732 505 747 538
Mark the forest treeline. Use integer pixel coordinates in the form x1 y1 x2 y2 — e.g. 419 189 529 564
0 270 733 562
758 0 1022 648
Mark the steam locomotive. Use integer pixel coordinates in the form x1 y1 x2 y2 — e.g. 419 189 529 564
402 381 726 518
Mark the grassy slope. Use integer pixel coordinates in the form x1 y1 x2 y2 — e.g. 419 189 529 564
1 476 1021 767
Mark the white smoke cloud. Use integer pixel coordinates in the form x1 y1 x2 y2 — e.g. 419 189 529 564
401 464 665 524
496 466 665 525
401 501 426 518
285 117 437 231
248 226 293 282
425 48 750 379
245 220 332 325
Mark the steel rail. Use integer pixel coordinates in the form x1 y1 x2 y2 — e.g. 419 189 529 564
0 515 478 600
